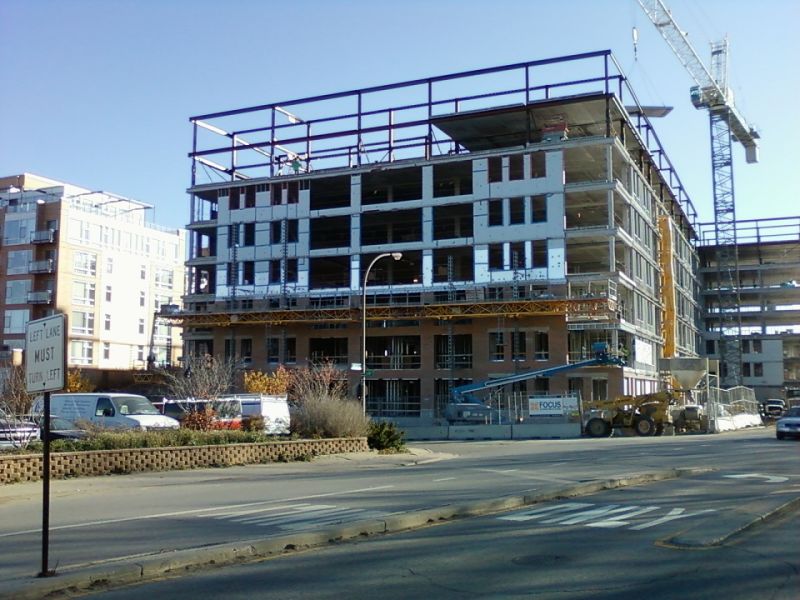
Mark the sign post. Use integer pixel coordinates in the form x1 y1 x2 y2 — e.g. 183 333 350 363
25 313 66 578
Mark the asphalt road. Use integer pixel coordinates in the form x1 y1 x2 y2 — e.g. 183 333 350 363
0 428 796 590
83 459 800 600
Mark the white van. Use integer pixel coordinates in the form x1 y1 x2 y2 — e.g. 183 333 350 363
34 393 179 430
237 394 291 435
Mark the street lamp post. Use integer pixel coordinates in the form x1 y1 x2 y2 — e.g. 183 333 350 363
361 252 402 416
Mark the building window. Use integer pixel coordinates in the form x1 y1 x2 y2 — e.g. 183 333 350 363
286 259 298 283
103 342 110 360
104 314 111 331
70 340 93 365
240 338 252 361
155 268 174 289
489 332 505 361
269 260 281 283
3 309 30 334
242 261 255 285
509 197 525 224
591 378 607 401
488 244 504 270
72 281 96 306
511 331 526 361
742 363 751 377
510 242 525 270
287 219 299 243
140 265 147 280
532 240 547 269
138 319 145 334
7 250 33 275
271 221 282 244
139 291 146 307
106 257 113 273
533 331 549 360
754 363 763 377
71 311 95 335
266 338 280 363
137 346 145 361
285 338 297 363
5 280 31 304
752 339 762 353
531 195 547 222
105 285 112 302
74 252 97 276
488 200 503 226
530 152 546 178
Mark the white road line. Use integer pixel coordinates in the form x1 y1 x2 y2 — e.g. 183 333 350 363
0 485 395 539
586 506 661 528
630 508 715 530
498 503 594 522
204 503 311 519
235 505 342 526
433 477 456 482
478 469 520 474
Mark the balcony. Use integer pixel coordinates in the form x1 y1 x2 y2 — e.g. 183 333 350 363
27 290 53 304
28 259 55 273
30 229 56 244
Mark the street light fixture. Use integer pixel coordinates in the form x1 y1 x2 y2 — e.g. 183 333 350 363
361 252 402 415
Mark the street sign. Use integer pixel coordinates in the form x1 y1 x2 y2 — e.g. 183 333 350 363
25 314 66 393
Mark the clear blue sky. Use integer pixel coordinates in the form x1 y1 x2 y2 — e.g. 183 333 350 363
2 0 797 229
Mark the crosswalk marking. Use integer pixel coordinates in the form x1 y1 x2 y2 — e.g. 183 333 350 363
200 503 388 532
498 502 715 531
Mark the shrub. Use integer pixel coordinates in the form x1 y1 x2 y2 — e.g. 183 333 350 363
289 362 370 439
241 414 265 432
244 366 291 395
291 395 369 439
367 421 406 452
182 408 216 431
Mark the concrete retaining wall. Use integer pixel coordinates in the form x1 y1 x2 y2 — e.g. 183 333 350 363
0 437 368 485
403 423 581 441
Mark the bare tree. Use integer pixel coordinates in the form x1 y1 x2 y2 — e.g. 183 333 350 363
0 365 36 416
157 355 236 402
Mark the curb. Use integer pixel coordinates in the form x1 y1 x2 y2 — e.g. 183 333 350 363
0 467 709 599
663 493 800 548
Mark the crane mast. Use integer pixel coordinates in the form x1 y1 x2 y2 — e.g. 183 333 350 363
636 0 760 386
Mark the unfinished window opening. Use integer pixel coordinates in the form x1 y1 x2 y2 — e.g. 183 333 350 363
432 247 474 283
533 331 549 360
310 175 351 210
193 268 214 294
244 186 256 208
270 184 282 206
434 334 472 369
366 379 421 418
566 190 609 229
365 336 421 369
531 195 547 223
489 332 505 361
564 145 607 183
309 337 349 365
310 256 350 289
509 197 525 225
269 260 281 283
510 242 525 269
530 152 546 178
311 216 350 249
360 252 402 287
567 240 610 274
287 181 300 204
531 240 547 269
270 221 282 244
286 259 298 283
228 188 240 211
488 199 503 226
362 167 422 205
433 204 473 240
193 229 216 258
242 261 254 285
287 219 298 242
488 156 502 183
511 330 526 361
390 250 422 285
488 244 504 270
433 161 473 197
362 208 422 245
509 154 524 180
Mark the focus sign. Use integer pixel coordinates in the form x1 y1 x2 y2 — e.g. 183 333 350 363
25 314 66 393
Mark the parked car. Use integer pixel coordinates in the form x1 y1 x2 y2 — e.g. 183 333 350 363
38 416 90 441
762 399 786 419
33 393 179 431
0 417 40 449
775 406 800 440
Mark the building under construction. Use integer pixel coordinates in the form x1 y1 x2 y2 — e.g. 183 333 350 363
174 50 702 424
